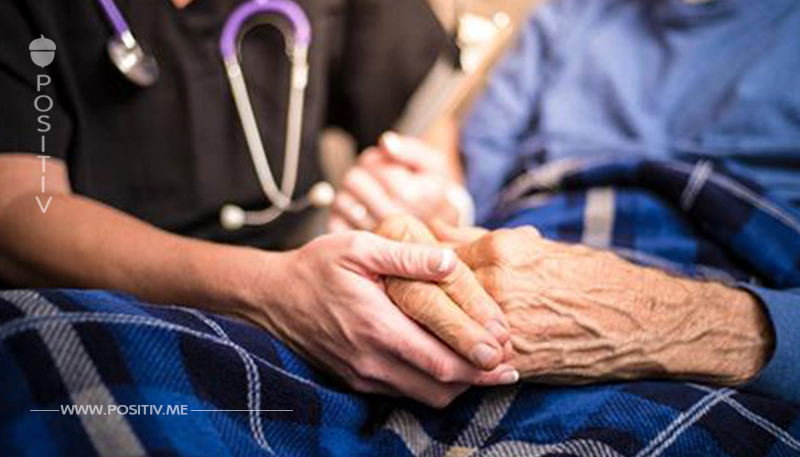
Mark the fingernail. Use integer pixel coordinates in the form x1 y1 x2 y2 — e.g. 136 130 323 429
485 320 508 341
498 369 519 385
470 343 499 368
432 249 455 274
382 132 401 153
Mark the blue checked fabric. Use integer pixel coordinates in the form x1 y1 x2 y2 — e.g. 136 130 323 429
1 157 800 456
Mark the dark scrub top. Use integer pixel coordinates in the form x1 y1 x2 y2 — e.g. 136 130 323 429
0 0 448 249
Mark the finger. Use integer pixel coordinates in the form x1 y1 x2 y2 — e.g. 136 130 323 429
353 233 457 281
375 216 510 347
386 277 505 369
455 236 489 271
374 214 437 244
327 215 354 233
429 219 488 245
346 377 401 397
356 352 469 408
439 262 510 346
359 155 416 202
379 306 519 386
380 132 443 171
342 167 405 222
375 216 510 345
332 191 376 230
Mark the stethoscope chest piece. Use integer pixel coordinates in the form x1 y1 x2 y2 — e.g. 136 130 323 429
107 32 160 87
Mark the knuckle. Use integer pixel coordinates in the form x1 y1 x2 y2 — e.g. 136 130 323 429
345 232 375 259
347 377 378 394
352 356 385 382
342 167 364 191
483 230 515 261
477 269 506 299
427 356 456 383
393 284 426 312
442 262 469 286
517 225 542 239
396 247 422 274
374 215 413 241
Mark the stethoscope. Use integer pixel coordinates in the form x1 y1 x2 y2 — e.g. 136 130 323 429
94 0 335 231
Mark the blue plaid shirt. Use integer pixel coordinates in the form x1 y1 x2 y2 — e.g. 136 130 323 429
461 0 800 404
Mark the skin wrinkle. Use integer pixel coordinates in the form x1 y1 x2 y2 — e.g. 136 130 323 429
376 216 772 387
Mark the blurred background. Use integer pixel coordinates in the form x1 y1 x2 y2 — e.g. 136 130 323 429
320 0 542 182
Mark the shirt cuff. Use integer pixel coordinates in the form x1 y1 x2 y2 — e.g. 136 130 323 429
445 183 476 227
739 284 800 406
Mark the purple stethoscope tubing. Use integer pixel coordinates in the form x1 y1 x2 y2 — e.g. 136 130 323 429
220 0 311 59
96 0 311 50
218 0 332 230
96 0 131 38
93 0 328 228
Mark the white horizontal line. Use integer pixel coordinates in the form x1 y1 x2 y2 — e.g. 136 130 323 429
30 410 59 412
190 409 293 412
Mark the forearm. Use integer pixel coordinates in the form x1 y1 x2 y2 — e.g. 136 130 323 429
453 228 777 386
0 191 273 315
422 115 463 184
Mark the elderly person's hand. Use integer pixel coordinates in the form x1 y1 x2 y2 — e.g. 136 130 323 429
328 133 469 232
443 226 775 385
252 229 519 408
375 216 515 375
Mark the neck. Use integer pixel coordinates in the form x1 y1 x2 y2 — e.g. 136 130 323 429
171 0 194 9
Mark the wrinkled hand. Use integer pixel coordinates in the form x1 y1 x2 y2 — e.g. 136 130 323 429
450 227 774 385
248 230 517 408
375 216 515 373
328 133 461 232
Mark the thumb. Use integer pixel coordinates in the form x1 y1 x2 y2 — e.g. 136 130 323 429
429 219 488 246
359 234 456 281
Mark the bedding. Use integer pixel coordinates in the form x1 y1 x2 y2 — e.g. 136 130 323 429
1 157 799 456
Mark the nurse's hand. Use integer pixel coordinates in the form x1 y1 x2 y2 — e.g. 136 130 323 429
246 230 518 408
327 133 467 232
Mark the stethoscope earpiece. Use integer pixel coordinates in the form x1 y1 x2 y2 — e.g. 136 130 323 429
308 182 336 208
219 180 335 232
220 204 247 231
96 0 160 87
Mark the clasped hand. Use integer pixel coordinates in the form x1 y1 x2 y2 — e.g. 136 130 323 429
378 215 772 389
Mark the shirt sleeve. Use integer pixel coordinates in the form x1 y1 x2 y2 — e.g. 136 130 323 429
740 284 800 405
0 1 73 161
327 0 450 150
459 1 574 223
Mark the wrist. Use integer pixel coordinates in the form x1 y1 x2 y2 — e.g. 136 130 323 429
660 278 774 384
233 249 295 333
712 285 774 384
181 241 286 328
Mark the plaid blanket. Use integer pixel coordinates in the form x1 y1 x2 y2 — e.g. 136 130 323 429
2 157 800 456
